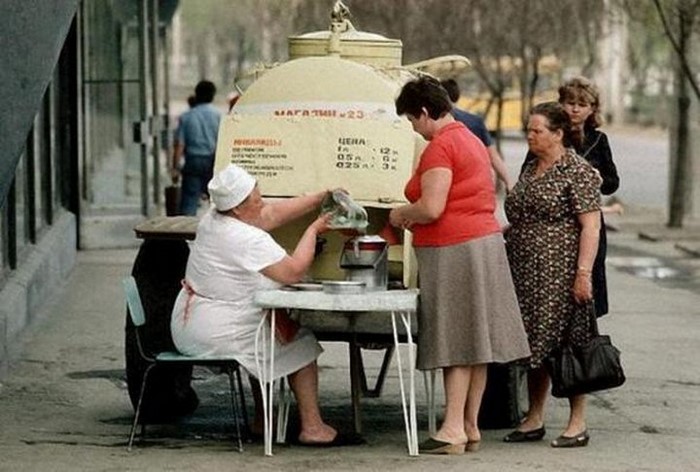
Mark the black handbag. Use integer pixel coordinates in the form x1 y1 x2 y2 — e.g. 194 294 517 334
545 305 626 398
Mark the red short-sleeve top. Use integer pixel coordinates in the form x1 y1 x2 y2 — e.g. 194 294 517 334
404 122 500 247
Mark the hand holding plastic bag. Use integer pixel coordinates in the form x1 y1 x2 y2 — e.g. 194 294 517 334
320 190 368 232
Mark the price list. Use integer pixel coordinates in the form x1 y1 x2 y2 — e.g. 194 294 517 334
229 137 293 178
335 137 400 172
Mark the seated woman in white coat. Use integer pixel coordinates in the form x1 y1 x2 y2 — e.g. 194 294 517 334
171 164 356 447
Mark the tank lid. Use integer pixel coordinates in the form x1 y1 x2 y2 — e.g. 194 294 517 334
292 29 397 43
288 1 401 66
290 1 399 45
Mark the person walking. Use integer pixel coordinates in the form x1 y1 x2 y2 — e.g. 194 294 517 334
389 76 530 455
171 80 222 215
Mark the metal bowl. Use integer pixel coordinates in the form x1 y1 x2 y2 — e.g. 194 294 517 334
322 280 366 294
288 282 323 291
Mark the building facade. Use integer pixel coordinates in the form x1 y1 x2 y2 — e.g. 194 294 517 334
0 0 178 374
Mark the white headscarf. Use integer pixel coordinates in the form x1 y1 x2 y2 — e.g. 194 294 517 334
207 164 256 211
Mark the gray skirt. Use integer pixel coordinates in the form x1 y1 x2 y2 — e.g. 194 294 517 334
415 233 531 370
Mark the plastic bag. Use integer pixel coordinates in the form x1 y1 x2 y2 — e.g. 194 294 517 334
321 190 368 231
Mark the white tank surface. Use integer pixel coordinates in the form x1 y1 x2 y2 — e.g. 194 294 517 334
215 55 417 205
214 54 418 285
234 55 406 116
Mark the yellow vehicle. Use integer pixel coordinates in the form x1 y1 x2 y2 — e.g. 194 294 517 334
457 55 561 133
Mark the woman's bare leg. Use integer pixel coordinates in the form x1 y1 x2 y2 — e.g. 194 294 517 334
518 366 549 431
563 394 587 436
433 365 470 444
287 362 336 443
463 364 487 442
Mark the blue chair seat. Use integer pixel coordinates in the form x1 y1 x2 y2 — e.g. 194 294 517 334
155 351 239 363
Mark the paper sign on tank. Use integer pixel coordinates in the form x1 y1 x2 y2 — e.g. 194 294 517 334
214 114 414 204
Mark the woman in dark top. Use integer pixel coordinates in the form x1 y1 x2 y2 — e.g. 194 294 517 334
521 77 619 317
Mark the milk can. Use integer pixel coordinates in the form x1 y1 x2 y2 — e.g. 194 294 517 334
340 235 388 290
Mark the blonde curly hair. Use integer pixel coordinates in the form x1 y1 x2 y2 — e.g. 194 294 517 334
558 76 603 129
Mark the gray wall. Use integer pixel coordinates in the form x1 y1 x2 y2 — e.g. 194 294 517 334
0 0 79 207
0 213 76 377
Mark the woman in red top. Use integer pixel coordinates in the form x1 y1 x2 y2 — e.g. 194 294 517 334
390 77 530 455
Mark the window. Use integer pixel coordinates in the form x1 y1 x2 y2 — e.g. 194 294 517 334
14 152 31 255
35 88 55 232
0 201 7 276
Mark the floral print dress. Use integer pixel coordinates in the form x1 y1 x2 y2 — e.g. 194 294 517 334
505 149 602 368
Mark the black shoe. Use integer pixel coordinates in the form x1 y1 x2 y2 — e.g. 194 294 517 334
503 426 546 443
551 430 589 448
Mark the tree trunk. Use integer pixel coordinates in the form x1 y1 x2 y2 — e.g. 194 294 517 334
668 72 691 227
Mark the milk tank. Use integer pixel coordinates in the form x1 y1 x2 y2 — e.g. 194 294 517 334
215 4 468 288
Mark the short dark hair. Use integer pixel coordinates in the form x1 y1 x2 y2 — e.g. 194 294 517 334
195 80 216 103
440 78 460 103
395 76 452 120
530 101 576 147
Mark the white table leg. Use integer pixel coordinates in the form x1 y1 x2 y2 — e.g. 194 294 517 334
400 311 419 456
266 309 276 456
276 379 291 443
424 370 437 435
254 309 275 456
392 311 419 456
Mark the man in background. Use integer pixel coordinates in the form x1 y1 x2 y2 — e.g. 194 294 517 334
441 79 513 192
171 80 222 215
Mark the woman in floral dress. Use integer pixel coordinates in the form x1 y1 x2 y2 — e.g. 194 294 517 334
503 102 602 448
521 77 620 317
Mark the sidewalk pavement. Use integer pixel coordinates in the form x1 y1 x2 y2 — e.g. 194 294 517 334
0 208 699 472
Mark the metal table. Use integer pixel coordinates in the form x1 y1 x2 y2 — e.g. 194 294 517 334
254 288 420 456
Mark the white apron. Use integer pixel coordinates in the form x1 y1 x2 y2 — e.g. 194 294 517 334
170 209 322 379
